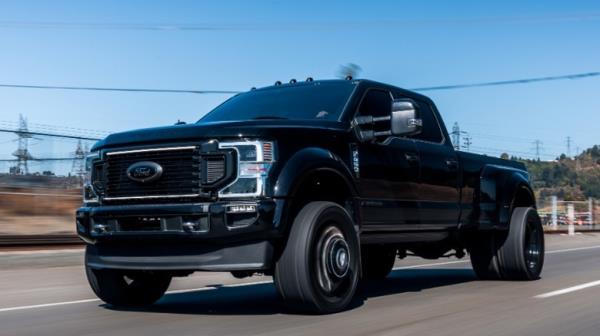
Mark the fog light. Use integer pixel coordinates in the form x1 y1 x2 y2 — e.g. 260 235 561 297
181 216 209 233
92 223 111 234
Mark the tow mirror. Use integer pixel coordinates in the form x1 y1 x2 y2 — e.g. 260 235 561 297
352 98 422 142
390 99 421 136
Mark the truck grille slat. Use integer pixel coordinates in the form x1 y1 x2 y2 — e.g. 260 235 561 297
103 147 201 200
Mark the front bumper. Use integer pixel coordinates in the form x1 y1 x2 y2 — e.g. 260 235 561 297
85 240 274 271
76 200 280 271
76 200 278 243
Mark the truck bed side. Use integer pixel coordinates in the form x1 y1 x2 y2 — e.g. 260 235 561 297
457 151 532 230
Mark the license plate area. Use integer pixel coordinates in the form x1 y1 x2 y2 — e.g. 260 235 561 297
91 214 209 235
119 217 162 232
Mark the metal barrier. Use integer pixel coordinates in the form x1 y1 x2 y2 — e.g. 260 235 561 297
538 197 598 234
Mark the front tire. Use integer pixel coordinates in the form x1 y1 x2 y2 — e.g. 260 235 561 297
274 202 360 314
85 252 172 307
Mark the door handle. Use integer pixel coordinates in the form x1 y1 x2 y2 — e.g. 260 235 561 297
445 159 458 170
405 152 419 163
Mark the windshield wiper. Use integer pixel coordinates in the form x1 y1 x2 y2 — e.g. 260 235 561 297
252 116 289 120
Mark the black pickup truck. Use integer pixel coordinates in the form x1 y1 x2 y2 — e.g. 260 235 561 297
77 78 544 314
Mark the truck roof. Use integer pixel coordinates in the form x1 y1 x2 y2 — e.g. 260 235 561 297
253 78 432 102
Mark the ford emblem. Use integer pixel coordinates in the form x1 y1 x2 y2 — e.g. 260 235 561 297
126 161 163 183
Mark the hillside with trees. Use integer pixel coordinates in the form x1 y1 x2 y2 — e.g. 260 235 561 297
504 145 600 201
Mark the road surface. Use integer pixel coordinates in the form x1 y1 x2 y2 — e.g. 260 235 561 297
1 233 600 336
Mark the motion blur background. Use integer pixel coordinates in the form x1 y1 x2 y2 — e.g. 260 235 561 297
0 0 599 241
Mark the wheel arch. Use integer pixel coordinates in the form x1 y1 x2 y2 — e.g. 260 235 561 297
479 165 536 229
272 147 360 246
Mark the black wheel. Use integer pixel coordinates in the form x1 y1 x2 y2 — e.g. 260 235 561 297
85 252 171 307
469 207 544 281
361 245 396 280
496 207 545 280
274 201 360 314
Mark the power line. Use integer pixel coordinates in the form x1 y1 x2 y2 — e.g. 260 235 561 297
0 128 101 141
0 120 108 138
2 13 600 31
412 72 600 91
0 71 598 96
0 157 74 162
0 84 240 95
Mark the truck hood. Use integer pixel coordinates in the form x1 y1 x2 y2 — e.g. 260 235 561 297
91 120 349 151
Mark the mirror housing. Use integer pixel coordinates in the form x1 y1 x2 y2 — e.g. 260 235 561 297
390 99 422 136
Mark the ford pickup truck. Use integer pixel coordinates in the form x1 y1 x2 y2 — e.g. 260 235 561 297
77 78 544 314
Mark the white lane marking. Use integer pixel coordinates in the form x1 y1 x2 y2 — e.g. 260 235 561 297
0 299 100 313
1 244 600 313
534 280 600 299
545 245 600 254
0 280 276 313
393 260 468 270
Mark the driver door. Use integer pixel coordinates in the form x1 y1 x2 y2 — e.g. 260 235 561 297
355 89 420 230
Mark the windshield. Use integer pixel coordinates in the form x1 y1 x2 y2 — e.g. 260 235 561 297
199 82 356 123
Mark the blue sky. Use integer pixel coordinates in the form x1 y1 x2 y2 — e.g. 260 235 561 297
1 0 599 173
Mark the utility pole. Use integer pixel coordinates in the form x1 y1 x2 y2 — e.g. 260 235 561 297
532 140 543 160
566 136 572 158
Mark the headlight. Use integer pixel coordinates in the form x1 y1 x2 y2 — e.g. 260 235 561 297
83 152 100 203
218 141 275 197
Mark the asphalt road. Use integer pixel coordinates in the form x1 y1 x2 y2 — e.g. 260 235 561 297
1 233 600 336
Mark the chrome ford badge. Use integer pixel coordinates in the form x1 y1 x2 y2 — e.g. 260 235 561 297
126 161 163 183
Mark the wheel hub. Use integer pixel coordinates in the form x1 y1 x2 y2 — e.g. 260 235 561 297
316 226 352 293
327 238 350 278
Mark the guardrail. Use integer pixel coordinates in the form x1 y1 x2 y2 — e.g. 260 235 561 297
0 234 82 247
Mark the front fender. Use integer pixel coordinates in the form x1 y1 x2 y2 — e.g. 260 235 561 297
273 147 357 198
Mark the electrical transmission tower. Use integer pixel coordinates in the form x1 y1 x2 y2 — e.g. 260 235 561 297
451 122 471 151
566 136 572 157
462 135 472 152
71 140 87 184
11 114 33 175
532 140 543 160
451 122 461 150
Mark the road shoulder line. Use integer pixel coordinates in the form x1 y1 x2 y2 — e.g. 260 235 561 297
534 280 600 299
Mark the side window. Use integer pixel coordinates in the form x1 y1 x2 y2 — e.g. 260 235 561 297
357 89 392 118
411 100 443 143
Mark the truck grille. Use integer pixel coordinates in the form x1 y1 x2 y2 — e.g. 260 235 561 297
104 146 201 200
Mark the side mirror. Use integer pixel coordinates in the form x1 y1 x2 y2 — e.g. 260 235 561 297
390 99 422 136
